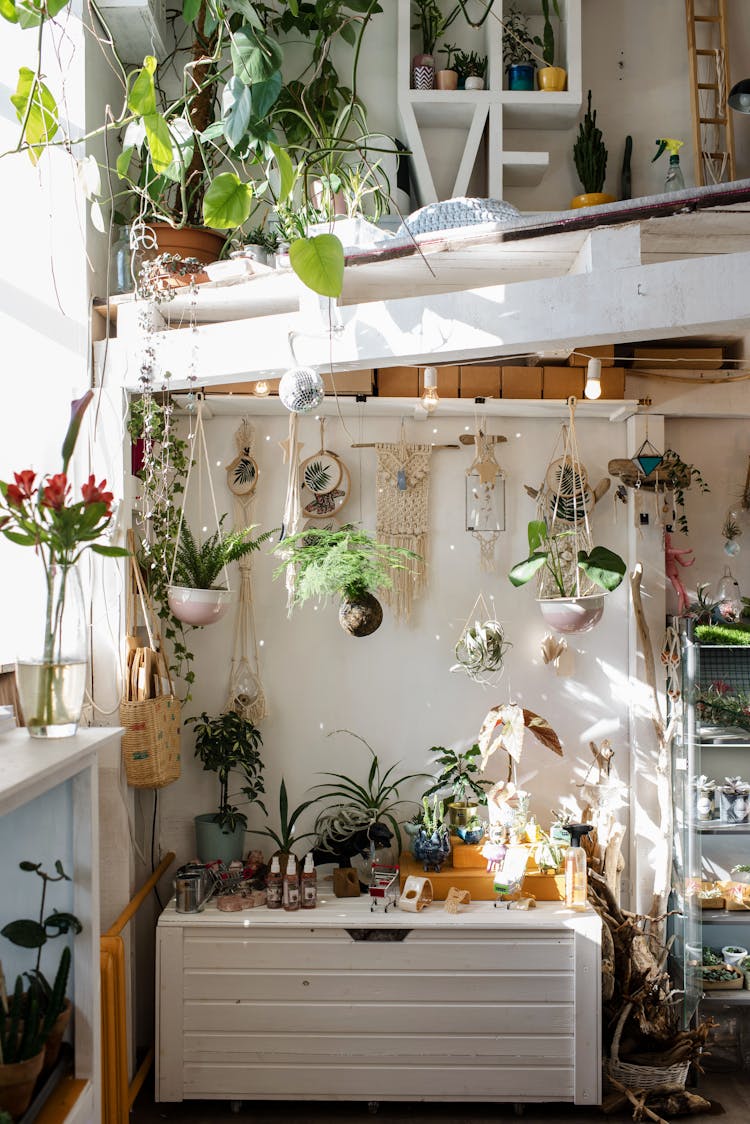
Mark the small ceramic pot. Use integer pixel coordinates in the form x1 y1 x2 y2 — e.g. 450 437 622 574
412 54 434 90
435 69 458 91
0 1049 45 1118
167 586 231 626
695 786 715 822
507 64 534 91
537 66 566 91
457 825 485 844
720 788 750 824
537 594 605 634
464 76 485 91
570 192 616 210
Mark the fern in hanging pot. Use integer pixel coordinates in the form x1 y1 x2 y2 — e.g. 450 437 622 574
273 525 420 637
168 519 274 627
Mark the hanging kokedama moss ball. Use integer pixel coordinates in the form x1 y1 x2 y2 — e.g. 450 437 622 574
339 593 383 637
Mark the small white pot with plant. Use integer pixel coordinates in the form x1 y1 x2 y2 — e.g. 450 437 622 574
168 519 273 626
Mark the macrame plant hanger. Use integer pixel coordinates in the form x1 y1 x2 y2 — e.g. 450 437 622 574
225 419 267 722
465 413 506 572
169 396 231 594
538 397 596 601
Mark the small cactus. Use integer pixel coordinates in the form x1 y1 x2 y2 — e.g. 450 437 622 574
573 90 608 194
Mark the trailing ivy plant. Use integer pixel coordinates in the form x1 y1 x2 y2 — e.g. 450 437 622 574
661 449 709 535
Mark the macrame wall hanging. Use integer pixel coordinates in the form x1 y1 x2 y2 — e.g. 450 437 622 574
463 423 507 571
375 430 432 621
300 418 351 527
225 419 267 722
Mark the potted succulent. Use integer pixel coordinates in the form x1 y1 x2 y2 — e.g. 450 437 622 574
168 518 273 627
455 49 488 91
534 0 566 91
412 795 451 872
571 91 615 209
509 519 626 633
456 812 485 845
503 5 536 90
188 711 266 863
274 525 419 637
435 43 459 91
422 744 491 829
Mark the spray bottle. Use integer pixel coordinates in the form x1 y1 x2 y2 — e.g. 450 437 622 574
283 853 300 911
564 824 594 911
301 852 318 909
266 855 283 909
652 138 685 192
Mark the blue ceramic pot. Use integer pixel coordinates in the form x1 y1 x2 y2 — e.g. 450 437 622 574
412 830 451 872
457 826 485 845
507 64 535 91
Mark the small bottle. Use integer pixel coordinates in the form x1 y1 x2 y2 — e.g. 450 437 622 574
283 854 300 911
652 138 685 193
266 855 283 910
564 824 594 911
109 225 133 294
301 852 317 910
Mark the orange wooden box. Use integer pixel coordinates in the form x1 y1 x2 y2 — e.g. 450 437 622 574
501 366 542 399
599 367 626 399
399 854 565 901
567 345 616 367
418 365 459 398
459 365 501 399
542 367 585 399
377 366 419 396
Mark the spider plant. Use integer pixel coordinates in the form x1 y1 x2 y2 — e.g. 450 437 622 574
172 517 275 590
249 779 316 856
310 730 428 853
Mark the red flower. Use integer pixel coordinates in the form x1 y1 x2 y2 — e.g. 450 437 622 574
712 680 731 695
81 475 113 511
40 473 70 511
6 469 36 507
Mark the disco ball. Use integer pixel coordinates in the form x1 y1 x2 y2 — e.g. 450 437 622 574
278 366 325 413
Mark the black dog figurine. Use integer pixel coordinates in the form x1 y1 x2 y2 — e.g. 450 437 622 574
312 821 394 890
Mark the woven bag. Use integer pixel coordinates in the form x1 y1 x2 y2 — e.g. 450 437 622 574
120 541 181 789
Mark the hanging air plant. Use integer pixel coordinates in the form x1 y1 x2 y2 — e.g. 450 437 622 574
452 618 512 683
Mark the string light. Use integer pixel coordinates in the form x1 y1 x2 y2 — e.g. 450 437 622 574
421 366 440 414
584 357 602 400
253 378 270 398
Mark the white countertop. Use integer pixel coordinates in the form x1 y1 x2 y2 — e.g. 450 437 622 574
158 894 600 933
0 726 121 815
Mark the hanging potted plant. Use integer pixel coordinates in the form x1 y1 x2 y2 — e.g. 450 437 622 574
168 518 273 627
509 519 626 633
188 711 266 863
503 5 536 91
571 91 615 209
534 0 566 91
273 525 419 637
435 42 459 90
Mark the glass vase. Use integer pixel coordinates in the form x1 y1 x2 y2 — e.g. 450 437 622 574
16 564 87 738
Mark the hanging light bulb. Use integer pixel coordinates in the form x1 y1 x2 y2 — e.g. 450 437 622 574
584 357 602 400
421 366 440 414
253 377 270 398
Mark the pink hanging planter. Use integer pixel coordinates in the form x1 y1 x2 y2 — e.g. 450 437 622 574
168 586 231 626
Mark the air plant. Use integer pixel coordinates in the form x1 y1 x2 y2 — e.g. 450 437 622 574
452 618 511 683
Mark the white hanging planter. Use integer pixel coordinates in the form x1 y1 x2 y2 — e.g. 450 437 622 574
537 594 605 634
168 586 231 627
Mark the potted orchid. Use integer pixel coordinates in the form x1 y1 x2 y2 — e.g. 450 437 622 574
0 392 128 737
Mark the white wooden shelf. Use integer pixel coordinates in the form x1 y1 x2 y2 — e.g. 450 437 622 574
503 150 551 188
408 88 495 128
0 726 117 815
502 90 583 130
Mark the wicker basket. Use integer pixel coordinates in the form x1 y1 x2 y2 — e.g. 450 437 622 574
607 1003 690 1092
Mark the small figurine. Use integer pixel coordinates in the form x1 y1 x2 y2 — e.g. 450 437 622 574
664 531 694 614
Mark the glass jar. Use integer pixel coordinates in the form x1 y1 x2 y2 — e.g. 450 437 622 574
110 225 133 294
714 566 743 623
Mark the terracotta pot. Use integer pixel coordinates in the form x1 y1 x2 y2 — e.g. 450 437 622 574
146 223 226 265
570 192 616 210
537 594 605 634
310 179 348 216
167 586 231 626
339 594 383 637
435 69 458 91
0 1049 45 1118
43 998 72 1070
537 66 567 91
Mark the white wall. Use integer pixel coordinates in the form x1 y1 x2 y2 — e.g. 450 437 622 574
155 408 631 874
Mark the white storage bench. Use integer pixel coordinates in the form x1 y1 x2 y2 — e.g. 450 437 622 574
156 897 601 1106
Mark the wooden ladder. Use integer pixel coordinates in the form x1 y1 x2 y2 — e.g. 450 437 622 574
685 0 736 185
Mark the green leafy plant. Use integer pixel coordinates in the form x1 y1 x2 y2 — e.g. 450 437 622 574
455 49 487 81
509 519 626 598
188 711 266 832
695 622 750 646
311 730 428 854
452 618 511 682
422 744 491 806
412 0 462 56
661 449 709 535
0 946 70 1065
502 5 535 68
249 779 316 855
172 517 274 591
416 794 449 840
438 42 459 71
573 91 608 195
1 861 81 997
274 525 419 607
534 0 562 67
533 832 565 873
697 683 750 733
